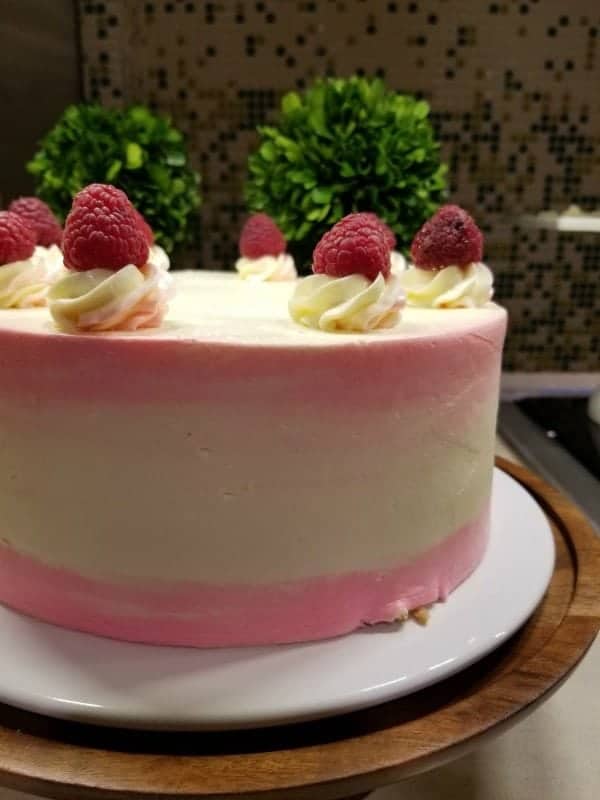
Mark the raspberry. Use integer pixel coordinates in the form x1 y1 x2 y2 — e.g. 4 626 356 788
239 213 286 258
62 184 149 271
8 196 63 247
410 205 483 269
312 212 390 281
0 211 36 266
134 208 155 245
363 212 396 250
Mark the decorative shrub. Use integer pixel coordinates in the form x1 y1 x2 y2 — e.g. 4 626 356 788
246 77 447 269
28 104 201 253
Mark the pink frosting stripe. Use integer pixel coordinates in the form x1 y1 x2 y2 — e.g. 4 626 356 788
0 313 505 409
0 506 489 647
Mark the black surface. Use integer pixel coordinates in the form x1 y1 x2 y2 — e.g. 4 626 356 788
517 397 600 481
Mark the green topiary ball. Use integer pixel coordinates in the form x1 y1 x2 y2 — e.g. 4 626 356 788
245 77 447 271
27 104 201 254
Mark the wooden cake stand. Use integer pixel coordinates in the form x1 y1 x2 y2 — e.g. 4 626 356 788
0 458 598 800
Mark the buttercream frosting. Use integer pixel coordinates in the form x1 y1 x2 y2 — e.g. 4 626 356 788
0 269 506 646
235 253 297 281
390 250 407 274
289 271 405 332
148 244 170 271
400 263 493 308
0 255 54 308
48 261 173 332
34 244 65 280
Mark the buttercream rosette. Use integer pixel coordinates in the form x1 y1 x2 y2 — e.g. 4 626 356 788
289 212 405 333
236 214 297 281
48 184 174 333
400 205 494 309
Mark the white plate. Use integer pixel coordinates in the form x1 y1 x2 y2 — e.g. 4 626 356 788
0 468 554 731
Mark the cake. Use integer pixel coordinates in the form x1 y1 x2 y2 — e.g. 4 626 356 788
0 192 507 647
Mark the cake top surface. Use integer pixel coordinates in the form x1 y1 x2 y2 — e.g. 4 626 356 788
0 270 505 347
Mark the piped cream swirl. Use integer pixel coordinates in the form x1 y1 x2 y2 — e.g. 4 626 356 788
400 263 493 308
148 244 170 271
48 261 174 333
34 244 65 281
236 254 297 282
0 251 59 309
390 250 407 275
289 272 404 332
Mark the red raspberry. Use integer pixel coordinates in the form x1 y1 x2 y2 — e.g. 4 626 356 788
0 211 36 266
62 184 149 271
239 213 286 258
8 196 63 248
134 208 155 245
363 213 396 250
410 205 483 270
312 212 390 281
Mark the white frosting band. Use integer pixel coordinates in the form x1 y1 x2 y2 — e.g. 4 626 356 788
48 261 174 332
236 254 297 282
400 263 494 308
289 272 405 332
148 244 170 272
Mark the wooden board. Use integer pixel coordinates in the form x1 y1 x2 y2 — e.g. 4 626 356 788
0 458 598 800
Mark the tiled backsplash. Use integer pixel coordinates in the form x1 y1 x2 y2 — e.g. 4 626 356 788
78 0 599 369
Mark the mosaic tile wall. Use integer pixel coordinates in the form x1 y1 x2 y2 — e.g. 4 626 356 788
78 0 600 369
